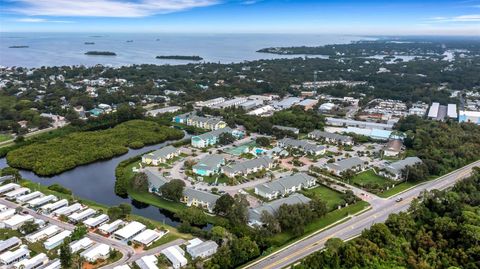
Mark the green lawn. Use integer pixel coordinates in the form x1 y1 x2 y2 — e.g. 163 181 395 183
377 181 417 198
0 134 12 143
302 185 345 210
351 170 392 187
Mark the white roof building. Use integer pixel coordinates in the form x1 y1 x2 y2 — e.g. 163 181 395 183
428 102 440 118
447 104 457 118
0 183 19 195
134 255 158 269
3 214 34 230
27 195 57 208
186 239 219 259
68 208 96 223
4 188 30 199
44 230 72 250
0 208 15 221
25 225 61 243
41 259 61 269
98 219 124 235
132 229 165 247
113 221 146 242
0 237 21 253
114 265 131 269
40 199 68 214
161 245 187 269
80 243 111 262
69 237 94 253
83 214 109 228
16 191 43 203
13 253 48 269
0 247 29 266
52 203 82 216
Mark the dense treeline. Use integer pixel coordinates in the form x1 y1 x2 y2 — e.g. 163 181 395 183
6 120 183 176
396 116 480 176
296 169 480 269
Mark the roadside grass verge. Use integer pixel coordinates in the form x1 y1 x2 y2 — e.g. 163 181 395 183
301 185 345 211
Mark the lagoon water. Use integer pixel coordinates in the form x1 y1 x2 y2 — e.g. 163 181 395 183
1 33 364 67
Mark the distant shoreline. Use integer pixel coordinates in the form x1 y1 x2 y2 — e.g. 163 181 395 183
9 45 29 49
85 51 116 56
156 55 203 61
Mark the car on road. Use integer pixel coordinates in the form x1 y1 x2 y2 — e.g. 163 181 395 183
395 197 403 202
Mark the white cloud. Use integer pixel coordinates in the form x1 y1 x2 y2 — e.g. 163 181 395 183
427 14 480 22
10 0 220 18
15 17 73 23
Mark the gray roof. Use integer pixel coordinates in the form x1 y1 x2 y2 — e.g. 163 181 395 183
189 115 224 126
0 237 21 253
279 138 325 153
326 157 365 173
223 156 273 175
273 125 300 134
183 188 220 205
188 240 218 257
308 130 353 143
195 127 233 141
145 169 168 190
143 145 178 160
255 173 315 195
193 154 225 172
382 157 422 175
248 194 311 223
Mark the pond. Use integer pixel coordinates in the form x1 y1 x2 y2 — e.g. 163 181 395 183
0 138 192 227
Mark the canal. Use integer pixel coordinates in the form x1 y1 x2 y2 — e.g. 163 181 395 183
0 138 190 227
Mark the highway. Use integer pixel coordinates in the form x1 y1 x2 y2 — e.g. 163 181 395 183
244 160 480 269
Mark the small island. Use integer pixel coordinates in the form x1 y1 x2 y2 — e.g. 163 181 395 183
85 51 116 56
155 55 203 61
9 45 29 48
84 42 95 45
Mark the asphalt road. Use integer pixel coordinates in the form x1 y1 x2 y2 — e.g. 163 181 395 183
245 160 480 269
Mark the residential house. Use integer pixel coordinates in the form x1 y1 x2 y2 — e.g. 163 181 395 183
181 188 220 213
25 225 61 243
44 230 72 250
307 130 353 146
161 245 187 269
277 138 326 155
83 214 109 229
132 229 165 247
98 220 124 235
2 214 34 230
69 238 94 253
192 155 225 176
80 243 111 262
142 146 180 165
134 255 158 269
379 157 423 180
248 194 311 226
172 112 192 124
272 125 300 135
191 127 243 148
223 156 275 178
0 237 21 253
0 248 30 266
187 115 226 131
186 239 218 259
254 173 316 200
13 253 49 269
113 221 146 242
383 139 403 157
325 157 367 176
145 169 169 193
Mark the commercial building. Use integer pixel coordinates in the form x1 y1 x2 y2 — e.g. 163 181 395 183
132 229 165 247
181 188 220 213
223 156 275 178
13 253 48 269
146 106 181 116
272 125 300 135
272 97 302 110
307 130 353 145
83 214 109 228
325 157 367 176
195 97 226 108
277 138 326 155
3 214 34 230
69 238 94 253
254 173 316 200
142 146 180 165
161 245 187 269
383 139 403 157
213 97 248 109
44 230 72 250
68 208 96 223
428 102 440 119
186 239 218 259
248 194 311 226
25 225 61 243
379 157 423 180
447 104 458 119
80 243 111 262
296 99 318 110
4 188 30 200
113 221 146 242
98 220 125 235
0 248 29 266
192 154 225 176
326 117 393 130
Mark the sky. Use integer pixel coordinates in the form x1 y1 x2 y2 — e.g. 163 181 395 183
0 0 479 35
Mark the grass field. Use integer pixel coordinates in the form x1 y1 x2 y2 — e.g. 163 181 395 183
351 169 393 188
302 185 345 210
0 134 12 143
